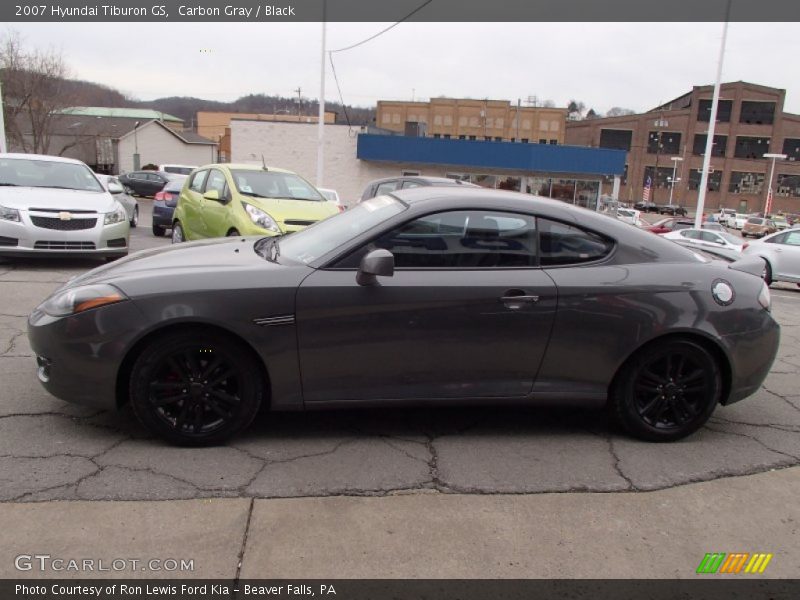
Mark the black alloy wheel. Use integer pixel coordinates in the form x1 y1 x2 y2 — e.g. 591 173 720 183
129 331 263 445
611 339 721 441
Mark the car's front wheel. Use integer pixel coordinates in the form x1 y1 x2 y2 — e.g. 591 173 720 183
610 339 721 442
129 331 264 446
172 221 185 243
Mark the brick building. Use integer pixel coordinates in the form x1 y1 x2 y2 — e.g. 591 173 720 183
376 98 567 145
565 82 800 214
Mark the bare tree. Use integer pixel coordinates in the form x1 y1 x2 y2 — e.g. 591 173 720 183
606 106 637 117
1 31 74 154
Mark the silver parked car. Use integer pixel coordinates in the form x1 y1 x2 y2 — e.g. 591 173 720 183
743 229 800 286
0 154 130 260
95 174 139 227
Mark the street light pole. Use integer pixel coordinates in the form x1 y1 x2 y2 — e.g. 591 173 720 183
652 116 668 205
763 153 786 216
668 156 683 207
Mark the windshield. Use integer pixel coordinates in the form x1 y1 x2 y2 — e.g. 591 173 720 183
259 195 406 264
231 169 324 201
0 158 104 192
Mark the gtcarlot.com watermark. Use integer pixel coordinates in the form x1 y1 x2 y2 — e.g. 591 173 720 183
15 554 194 573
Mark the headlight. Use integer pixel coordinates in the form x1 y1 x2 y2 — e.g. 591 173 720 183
104 204 127 225
243 202 281 233
38 284 128 317
0 204 20 222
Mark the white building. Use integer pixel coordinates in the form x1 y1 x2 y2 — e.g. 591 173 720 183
117 120 217 173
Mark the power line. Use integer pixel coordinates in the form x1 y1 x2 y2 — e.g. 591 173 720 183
328 0 433 131
329 0 433 55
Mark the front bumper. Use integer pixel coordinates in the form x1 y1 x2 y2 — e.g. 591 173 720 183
28 300 147 410
0 210 129 257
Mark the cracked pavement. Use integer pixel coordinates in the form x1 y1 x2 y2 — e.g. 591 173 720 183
1 203 799 503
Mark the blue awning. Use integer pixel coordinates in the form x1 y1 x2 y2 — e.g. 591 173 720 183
356 134 626 177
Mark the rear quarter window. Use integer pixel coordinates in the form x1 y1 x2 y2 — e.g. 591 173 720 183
538 219 614 266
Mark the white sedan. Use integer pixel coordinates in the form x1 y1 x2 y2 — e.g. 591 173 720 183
663 228 745 253
0 153 130 260
743 229 800 286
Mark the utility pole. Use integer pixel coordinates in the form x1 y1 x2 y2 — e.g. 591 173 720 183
294 87 302 117
316 8 326 189
0 80 7 153
516 98 521 141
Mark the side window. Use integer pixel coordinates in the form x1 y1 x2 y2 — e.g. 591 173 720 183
681 230 700 240
783 231 800 246
700 232 722 244
145 173 162 182
538 219 614 266
401 181 422 190
205 170 227 194
375 181 400 196
338 210 537 269
189 170 208 193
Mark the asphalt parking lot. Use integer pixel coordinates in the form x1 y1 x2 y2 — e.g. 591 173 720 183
1 201 799 503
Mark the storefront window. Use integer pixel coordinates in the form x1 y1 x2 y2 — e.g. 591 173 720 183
551 179 576 202
526 177 551 197
575 180 600 209
497 176 521 191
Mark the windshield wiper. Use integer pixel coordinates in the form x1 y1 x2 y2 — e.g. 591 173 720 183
239 190 271 199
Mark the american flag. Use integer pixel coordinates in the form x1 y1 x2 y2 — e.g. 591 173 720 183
642 176 652 202
765 187 774 215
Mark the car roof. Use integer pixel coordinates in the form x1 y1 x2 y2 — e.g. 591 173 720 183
370 175 474 186
0 153 87 166
198 163 297 174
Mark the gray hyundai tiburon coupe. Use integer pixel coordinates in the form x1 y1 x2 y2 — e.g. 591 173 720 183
28 188 779 445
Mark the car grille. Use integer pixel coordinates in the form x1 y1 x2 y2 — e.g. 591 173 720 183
34 241 96 250
30 216 97 231
284 219 316 226
0 236 18 247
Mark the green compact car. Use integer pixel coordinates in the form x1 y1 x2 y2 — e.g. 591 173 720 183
171 164 338 242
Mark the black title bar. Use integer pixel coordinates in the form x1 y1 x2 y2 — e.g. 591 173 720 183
4 0 800 22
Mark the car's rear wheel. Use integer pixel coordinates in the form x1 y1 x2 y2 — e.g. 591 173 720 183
172 222 185 243
610 339 721 442
129 331 264 446
130 206 139 227
152 224 166 237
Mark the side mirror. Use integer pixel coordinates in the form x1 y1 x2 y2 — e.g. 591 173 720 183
107 182 124 194
357 249 395 286
203 189 221 201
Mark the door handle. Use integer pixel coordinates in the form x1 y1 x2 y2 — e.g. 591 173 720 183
499 290 540 309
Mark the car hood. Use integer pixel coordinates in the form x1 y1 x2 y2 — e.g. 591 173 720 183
0 186 115 212
244 197 339 225
63 237 311 295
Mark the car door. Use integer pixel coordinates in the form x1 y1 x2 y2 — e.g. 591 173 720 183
199 168 231 237
180 169 209 238
767 230 800 281
295 209 558 403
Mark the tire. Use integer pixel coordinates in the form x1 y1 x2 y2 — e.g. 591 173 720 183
226 229 241 237
152 224 166 237
609 339 722 442
130 206 139 227
763 261 773 286
129 330 264 446
172 221 185 243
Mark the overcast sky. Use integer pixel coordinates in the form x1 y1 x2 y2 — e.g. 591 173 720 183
8 21 800 115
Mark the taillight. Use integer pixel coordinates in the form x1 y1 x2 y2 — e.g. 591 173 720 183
154 191 165 201
758 281 771 312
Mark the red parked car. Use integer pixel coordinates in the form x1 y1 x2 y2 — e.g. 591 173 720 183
647 217 695 234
